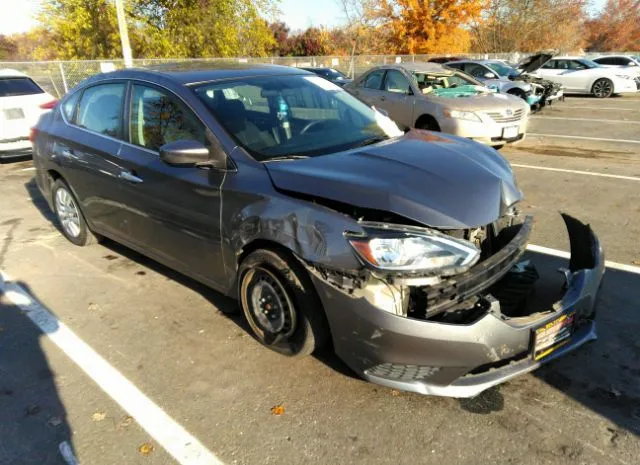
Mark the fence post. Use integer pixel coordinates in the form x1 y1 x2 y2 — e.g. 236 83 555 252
59 62 68 93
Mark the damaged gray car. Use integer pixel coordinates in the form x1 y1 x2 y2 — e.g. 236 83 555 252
32 65 605 397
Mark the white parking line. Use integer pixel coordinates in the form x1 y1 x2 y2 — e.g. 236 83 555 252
0 272 224 465
527 133 640 144
527 244 640 275
531 116 640 124
511 163 640 182
557 106 637 111
19 167 36 171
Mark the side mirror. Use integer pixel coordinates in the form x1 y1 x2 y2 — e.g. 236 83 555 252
160 140 225 169
484 72 497 79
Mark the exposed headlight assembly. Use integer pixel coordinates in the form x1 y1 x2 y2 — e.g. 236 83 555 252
443 109 482 122
348 226 480 274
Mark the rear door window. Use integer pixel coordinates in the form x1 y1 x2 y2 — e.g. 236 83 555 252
363 70 385 90
129 83 206 152
61 91 81 122
0 77 45 97
76 83 126 138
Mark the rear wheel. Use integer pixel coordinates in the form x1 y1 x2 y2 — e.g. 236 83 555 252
52 179 98 246
238 248 329 357
592 78 613 98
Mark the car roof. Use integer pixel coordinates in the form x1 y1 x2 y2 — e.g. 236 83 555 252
553 56 587 60
81 63 311 87
371 62 449 73
0 68 29 78
593 55 632 59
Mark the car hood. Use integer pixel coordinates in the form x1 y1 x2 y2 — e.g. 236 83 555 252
264 131 522 229
518 50 557 74
425 91 526 111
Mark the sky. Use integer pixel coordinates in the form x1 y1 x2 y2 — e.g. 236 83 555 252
0 0 606 36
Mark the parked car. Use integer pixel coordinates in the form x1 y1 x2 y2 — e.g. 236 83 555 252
428 56 466 64
444 60 540 106
0 69 57 159
300 67 353 87
32 64 604 397
344 62 530 148
531 56 638 98
592 55 640 75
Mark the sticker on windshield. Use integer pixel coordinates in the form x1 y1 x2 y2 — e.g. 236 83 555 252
303 76 342 91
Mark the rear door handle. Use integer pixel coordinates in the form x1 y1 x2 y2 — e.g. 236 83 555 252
119 171 143 184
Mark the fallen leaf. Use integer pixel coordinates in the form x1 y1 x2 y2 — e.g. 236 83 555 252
632 260 640 266
271 405 285 415
138 443 154 456
390 390 400 397
88 303 100 311
91 411 106 422
119 415 134 428
48 416 62 427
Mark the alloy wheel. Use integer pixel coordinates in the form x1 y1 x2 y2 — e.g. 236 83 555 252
55 187 81 238
593 79 613 98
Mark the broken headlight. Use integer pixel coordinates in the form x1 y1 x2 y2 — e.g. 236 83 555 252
348 228 480 273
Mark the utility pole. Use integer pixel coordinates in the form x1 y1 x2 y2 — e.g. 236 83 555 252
114 0 133 68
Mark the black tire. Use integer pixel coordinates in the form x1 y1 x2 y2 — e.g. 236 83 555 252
51 179 98 246
507 88 526 100
415 115 440 131
238 248 329 357
591 78 613 98
493 144 505 150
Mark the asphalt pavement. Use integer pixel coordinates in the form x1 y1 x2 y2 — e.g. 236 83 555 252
1 93 639 465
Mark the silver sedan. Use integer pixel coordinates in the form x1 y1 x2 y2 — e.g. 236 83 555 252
345 62 530 148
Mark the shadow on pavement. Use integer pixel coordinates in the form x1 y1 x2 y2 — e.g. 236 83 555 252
0 280 76 464
525 252 640 435
24 178 57 226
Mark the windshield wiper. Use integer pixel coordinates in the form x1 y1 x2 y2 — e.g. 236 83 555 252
351 136 388 149
263 155 310 162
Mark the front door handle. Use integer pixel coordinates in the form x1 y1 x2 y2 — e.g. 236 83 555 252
119 171 143 184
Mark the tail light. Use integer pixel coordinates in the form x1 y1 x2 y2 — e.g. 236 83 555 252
39 99 58 110
29 127 39 143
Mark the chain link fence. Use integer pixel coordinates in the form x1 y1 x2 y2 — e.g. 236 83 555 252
1 52 635 98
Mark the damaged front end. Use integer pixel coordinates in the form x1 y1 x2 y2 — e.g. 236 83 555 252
306 212 604 398
511 74 564 107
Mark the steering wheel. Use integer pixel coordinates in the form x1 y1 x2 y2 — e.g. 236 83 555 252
300 119 342 135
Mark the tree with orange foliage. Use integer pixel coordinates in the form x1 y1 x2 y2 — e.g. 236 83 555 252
585 0 640 51
371 0 484 54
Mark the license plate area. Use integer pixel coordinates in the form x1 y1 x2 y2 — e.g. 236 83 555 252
4 108 25 120
502 126 519 139
533 312 575 361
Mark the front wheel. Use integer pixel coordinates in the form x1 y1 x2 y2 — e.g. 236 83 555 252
592 78 613 98
52 179 98 246
238 249 329 357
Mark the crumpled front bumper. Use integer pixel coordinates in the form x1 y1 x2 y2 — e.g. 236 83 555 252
309 214 605 398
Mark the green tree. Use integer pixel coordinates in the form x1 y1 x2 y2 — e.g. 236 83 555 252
133 0 276 58
38 0 125 59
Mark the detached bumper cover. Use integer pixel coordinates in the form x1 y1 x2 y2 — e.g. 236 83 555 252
311 214 604 398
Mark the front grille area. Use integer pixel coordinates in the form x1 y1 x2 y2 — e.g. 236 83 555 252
485 108 524 123
366 363 441 381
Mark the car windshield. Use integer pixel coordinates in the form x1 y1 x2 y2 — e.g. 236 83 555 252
193 74 402 161
486 62 519 77
323 68 348 79
411 71 481 92
581 59 601 68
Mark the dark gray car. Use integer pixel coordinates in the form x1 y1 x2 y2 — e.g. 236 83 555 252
32 64 604 397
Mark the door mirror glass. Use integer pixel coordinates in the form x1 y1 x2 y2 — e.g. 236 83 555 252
160 140 212 167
